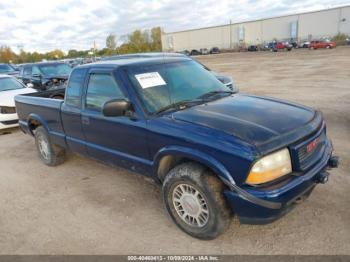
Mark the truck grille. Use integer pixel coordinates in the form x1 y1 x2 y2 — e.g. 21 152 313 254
0 107 16 114
296 130 327 170
1 120 18 125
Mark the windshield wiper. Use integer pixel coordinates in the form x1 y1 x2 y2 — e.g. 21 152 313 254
155 99 205 114
197 90 234 100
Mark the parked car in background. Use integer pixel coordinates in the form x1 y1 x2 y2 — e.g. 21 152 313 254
267 42 292 52
177 50 190 56
210 47 220 54
277 42 292 51
18 62 72 90
247 45 258 51
64 59 82 68
15 56 338 239
0 64 19 76
300 41 311 48
267 42 277 51
10 64 20 71
190 49 201 56
290 41 299 48
200 48 209 55
309 40 336 49
0 75 36 130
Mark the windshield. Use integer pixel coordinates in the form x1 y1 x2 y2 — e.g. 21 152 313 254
127 60 231 113
38 63 72 76
0 64 15 73
0 77 25 91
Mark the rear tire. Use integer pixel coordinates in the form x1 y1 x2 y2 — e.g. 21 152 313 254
34 126 66 166
162 162 231 240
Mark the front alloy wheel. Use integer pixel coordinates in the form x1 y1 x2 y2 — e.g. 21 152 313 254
172 183 209 227
162 162 231 239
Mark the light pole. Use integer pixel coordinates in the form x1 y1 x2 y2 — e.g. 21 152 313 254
229 20 232 49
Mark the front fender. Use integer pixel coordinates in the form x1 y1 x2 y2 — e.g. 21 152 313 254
153 145 237 186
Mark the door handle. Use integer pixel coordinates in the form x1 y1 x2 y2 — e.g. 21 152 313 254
82 116 90 125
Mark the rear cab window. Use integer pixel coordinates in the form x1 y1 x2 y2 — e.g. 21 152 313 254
65 68 87 107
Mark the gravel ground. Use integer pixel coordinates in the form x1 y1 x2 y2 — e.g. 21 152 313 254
0 47 349 255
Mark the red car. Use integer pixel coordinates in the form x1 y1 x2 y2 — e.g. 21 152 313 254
309 40 336 49
268 42 292 51
276 42 292 50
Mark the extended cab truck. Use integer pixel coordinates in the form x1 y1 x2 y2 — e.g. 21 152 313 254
15 57 339 239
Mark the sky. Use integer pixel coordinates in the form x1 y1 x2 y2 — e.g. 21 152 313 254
0 0 349 53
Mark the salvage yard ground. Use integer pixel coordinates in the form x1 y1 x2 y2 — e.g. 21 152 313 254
0 47 349 254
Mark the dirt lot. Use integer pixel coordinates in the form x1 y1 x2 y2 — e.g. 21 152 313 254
0 47 349 255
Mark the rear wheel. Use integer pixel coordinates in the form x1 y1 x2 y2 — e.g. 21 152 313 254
162 162 231 239
34 126 66 166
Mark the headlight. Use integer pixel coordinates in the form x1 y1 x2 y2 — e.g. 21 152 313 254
246 148 292 185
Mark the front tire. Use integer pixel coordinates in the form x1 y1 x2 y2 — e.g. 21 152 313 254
34 126 66 166
162 163 231 239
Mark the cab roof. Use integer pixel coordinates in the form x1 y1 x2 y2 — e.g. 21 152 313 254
78 56 192 69
24 62 67 66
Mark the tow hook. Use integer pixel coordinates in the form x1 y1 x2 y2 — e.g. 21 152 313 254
317 171 329 184
328 156 339 168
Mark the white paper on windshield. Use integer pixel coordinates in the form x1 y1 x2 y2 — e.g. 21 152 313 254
135 72 166 89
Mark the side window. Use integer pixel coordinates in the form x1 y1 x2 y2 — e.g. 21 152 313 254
86 73 126 112
65 68 87 107
32 66 41 75
23 66 31 76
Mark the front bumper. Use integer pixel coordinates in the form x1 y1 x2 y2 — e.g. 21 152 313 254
0 113 19 130
223 139 337 224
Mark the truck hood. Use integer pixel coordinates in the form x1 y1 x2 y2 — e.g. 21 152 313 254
172 94 319 153
0 88 36 107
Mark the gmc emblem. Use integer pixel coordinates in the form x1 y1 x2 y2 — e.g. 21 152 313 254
307 137 319 153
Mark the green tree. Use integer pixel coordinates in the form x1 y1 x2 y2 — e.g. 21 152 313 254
106 33 116 50
45 49 65 60
0 46 17 63
67 49 79 58
151 27 162 51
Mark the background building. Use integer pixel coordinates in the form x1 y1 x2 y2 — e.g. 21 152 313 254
161 5 350 51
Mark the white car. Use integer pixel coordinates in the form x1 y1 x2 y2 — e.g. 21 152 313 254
0 75 36 130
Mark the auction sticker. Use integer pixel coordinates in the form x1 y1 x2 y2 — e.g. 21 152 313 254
135 72 166 89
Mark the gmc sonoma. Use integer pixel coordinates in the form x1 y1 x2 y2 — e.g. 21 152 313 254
15 56 339 239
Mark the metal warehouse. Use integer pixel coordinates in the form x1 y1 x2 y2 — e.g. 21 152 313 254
161 5 350 51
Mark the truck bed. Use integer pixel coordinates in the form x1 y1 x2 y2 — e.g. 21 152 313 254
15 88 66 140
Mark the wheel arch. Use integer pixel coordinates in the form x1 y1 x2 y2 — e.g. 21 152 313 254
154 146 236 187
27 114 49 136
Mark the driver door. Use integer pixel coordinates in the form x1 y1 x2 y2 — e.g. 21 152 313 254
80 69 150 173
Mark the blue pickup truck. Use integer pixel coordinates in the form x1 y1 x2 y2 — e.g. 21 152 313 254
15 56 338 239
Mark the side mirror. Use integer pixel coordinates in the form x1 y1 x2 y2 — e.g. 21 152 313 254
26 83 34 88
102 99 132 117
